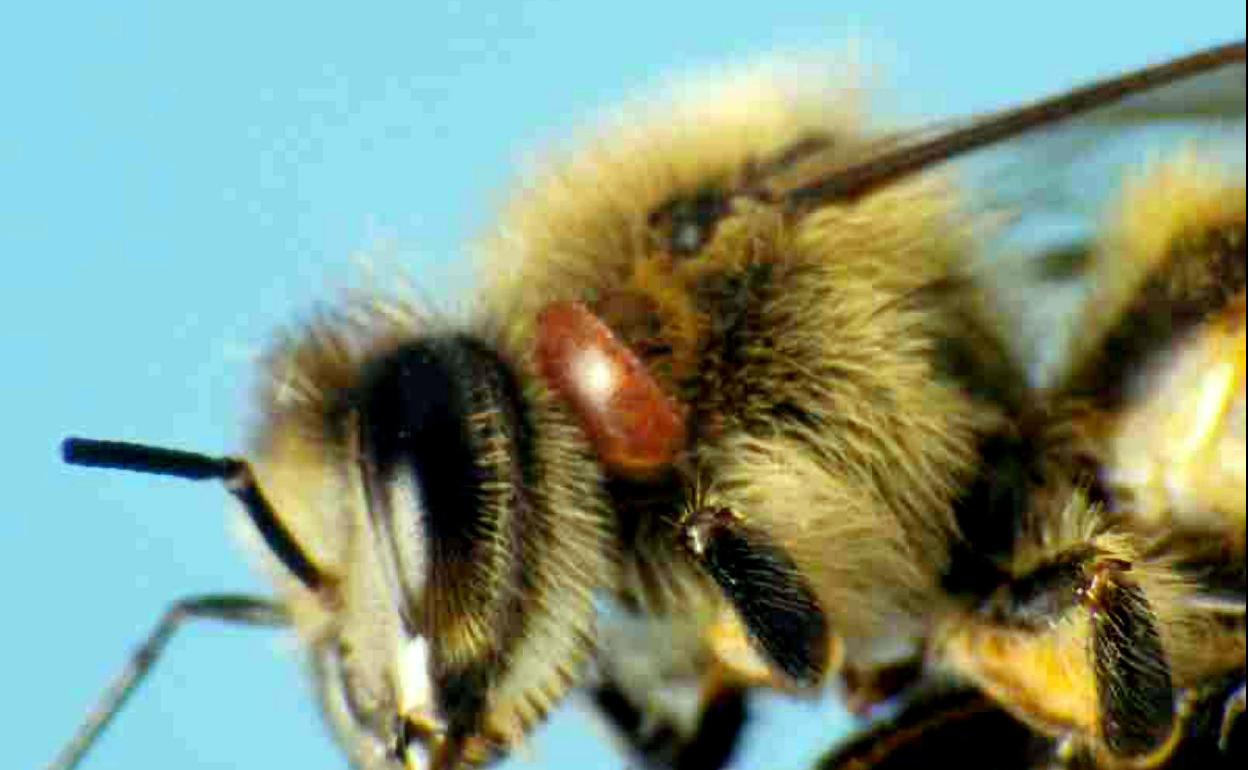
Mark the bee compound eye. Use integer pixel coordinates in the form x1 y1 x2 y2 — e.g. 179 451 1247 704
355 336 529 629
650 189 731 257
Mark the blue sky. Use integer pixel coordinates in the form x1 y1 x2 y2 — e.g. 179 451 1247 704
5 3 1244 770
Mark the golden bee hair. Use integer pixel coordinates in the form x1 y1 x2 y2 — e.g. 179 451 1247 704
51 40 1245 770
476 61 1000 669
928 143 1246 768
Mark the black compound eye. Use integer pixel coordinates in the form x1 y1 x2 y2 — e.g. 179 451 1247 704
650 189 730 256
354 336 532 633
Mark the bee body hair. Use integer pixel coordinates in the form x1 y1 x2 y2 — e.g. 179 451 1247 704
51 42 1247 770
478 64 1007 663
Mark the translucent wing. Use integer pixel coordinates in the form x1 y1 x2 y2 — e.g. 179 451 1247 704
743 42 1245 385
955 51 1245 385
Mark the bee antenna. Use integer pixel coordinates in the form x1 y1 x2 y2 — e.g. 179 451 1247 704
63 437 238 480
61 436 328 592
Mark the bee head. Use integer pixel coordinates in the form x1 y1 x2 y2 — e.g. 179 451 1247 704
344 336 547 766
258 326 615 768
65 314 615 769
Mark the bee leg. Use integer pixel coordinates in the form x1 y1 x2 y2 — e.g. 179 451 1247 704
1220 681 1246 754
814 687 1048 770
839 658 925 717
955 545 1180 766
677 681 751 770
1076 558 1179 763
681 505 830 688
587 669 749 770
47 594 289 770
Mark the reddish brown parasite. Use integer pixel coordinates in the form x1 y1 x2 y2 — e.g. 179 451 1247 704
535 300 688 477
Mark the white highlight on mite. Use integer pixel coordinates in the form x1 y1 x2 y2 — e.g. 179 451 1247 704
573 347 619 409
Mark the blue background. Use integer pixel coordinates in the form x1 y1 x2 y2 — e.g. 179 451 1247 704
5 3 1244 769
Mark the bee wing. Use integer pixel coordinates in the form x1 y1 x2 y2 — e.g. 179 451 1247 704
1074 56 1246 121
754 44 1245 553
966 57 1246 242
952 52 1245 538
756 44 1244 210
951 52 1245 388
748 44 1244 388
922 51 1245 540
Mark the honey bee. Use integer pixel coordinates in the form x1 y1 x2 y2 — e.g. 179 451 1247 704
45 38 1244 770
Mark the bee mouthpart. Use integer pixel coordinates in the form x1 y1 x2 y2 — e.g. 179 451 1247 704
397 714 446 770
